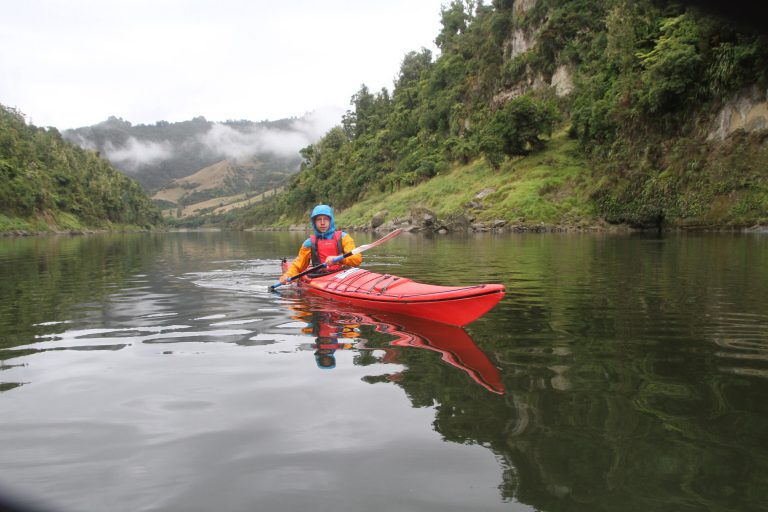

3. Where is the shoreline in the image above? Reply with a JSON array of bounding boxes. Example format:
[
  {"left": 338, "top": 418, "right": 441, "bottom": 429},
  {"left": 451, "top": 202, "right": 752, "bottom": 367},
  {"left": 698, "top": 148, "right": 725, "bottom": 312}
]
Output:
[
  {"left": 0, "top": 227, "right": 158, "bottom": 238},
  {"left": 245, "top": 221, "right": 768, "bottom": 235},
  {"left": 2, "top": 221, "right": 766, "bottom": 238}
]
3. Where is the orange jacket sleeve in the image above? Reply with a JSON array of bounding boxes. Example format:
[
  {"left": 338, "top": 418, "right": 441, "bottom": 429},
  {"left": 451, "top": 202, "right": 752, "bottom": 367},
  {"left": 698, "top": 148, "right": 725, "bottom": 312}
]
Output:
[{"left": 282, "top": 245, "right": 312, "bottom": 279}]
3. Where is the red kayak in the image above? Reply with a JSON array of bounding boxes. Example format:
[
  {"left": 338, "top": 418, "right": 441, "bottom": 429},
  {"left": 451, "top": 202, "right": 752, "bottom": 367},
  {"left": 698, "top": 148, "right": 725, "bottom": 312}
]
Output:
[{"left": 281, "top": 262, "right": 505, "bottom": 326}]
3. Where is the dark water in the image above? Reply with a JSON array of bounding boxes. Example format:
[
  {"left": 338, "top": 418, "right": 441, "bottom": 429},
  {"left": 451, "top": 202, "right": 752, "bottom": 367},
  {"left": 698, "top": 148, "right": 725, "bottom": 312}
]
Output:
[{"left": 1, "top": 231, "right": 767, "bottom": 512}]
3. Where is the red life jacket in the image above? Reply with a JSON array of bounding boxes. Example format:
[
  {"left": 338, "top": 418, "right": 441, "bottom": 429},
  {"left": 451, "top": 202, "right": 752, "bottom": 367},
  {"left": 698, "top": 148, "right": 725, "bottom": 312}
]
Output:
[{"left": 310, "top": 231, "right": 344, "bottom": 274}]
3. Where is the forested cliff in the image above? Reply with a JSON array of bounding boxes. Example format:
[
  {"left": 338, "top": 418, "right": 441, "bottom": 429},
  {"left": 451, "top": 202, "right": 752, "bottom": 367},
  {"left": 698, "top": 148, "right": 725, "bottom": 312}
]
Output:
[
  {"left": 237, "top": 0, "right": 768, "bottom": 230},
  {"left": 0, "top": 105, "right": 162, "bottom": 233}
]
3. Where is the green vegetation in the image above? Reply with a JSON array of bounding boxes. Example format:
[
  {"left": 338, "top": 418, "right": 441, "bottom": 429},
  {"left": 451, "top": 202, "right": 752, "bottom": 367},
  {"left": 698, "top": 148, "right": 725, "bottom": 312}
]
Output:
[
  {"left": 235, "top": 0, "right": 768, "bottom": 230},
  {"left": 0, "top": 105, "right": 162, "bottom": 233}
]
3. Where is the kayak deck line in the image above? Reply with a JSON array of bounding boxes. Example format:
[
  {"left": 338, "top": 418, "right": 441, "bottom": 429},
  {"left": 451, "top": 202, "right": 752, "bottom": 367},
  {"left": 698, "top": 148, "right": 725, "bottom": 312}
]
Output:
[
  {"left": 318, "top": 269, "right": 499, "bottom": 300},
  {"left": 311, "top": 286, "right": 506, "bottom": 305},
  {"left": 318, "top": 281, "right": 504, "bottom": 302}
]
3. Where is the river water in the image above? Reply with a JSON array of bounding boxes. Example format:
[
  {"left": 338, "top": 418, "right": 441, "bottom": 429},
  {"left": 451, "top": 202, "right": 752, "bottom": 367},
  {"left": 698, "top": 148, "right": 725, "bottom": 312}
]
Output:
[{"left": 0, "top": 231, "right": 766, "bottom": 512}]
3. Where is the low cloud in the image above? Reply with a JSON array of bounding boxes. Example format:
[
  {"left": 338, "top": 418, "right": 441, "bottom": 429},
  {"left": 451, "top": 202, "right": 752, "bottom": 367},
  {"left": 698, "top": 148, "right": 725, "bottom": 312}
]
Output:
[
  {"left": 68, "top": 133, "right": 99, "bottom": 151},
  {"left": 199, "top": 124, "right": 307, "bottom": 160},
  {"left": 104, "top": 137, "right": 173, "bottom": 171},
  {"left": 65, "top": 106, "right": 344, "bottom": 171},
  {"left": 199, "top": 106, "right": 343, "bottom": 160},
  {"left": 290, "top": 106, "right": 345, "bottom": 140}
]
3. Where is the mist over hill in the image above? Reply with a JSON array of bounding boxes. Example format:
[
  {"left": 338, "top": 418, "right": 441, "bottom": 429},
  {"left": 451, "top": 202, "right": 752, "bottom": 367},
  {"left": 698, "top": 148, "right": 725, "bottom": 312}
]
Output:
[{"left": 62, "top": 108, "right": 341, "bottom": 191}]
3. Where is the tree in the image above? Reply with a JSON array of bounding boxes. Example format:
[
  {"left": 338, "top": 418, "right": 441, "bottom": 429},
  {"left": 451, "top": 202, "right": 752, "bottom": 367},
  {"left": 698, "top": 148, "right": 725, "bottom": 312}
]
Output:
[
  {"left": 637, "top": 14, "right": 704, "bottom": 114},
  {"left": 395, "top": 49, "right": 433, "bottom": 90},
  {"left": 342, "top": 85, "right": 392, "bottom": 140},
  {"left": 436, "top": 0, "right": 475, "bottom": 51},
  {"left": 481, "top": 95, "right": 561, "bottom": 162}
]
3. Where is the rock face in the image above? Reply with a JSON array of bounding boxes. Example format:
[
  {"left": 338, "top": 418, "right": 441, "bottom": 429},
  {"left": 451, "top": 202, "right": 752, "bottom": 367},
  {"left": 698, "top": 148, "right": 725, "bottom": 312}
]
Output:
[
  {"left": 551, "top": 65, "right": 574, "bottom": 96},
  {"left": 709, "top": 86, "right": 768, "bottom": 140},
  {"left": 440, "top": 213, "right": 472, "bottom": 232},
  {"left": 514, "top": 0, "right": 537, "bottom": 14},
  {"left": 474, "top": 188, "right": 496, "bottom": 200},
  {"left": 410, "top": 207, "right": 437, "bottom": 227},
  {"left": 509, "top": 28, "right": 538, "bottom": 59},
  {"left": 370, "top": 210, "right": 388, "bottom": 229},
  {"left": 509, "top": 0, "right": 539, "bottom": 57}
]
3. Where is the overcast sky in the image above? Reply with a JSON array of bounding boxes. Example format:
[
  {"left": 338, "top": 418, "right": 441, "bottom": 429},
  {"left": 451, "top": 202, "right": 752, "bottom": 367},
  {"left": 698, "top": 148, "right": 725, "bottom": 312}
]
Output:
[{"left": 1, "top": 0, "right": 445, "bottom": 131}]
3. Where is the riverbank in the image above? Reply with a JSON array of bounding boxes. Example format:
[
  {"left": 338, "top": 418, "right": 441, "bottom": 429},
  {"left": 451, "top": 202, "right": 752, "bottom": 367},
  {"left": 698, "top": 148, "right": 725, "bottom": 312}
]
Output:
[
  {"left": 233, "top": 127, "right": 766, "bottom": 234},
  {"left": 248, "top": 219, "right": 767, "bottom": 235},
  {"left": 0, "top": 212, "right": 159, "bottom": 237}
]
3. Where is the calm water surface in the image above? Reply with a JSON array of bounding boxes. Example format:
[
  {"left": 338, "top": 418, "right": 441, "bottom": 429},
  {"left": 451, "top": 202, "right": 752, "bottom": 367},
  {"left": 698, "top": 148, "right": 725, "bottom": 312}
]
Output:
[{"left": 0, "top": 231, "right": 767, "bottom": 512}]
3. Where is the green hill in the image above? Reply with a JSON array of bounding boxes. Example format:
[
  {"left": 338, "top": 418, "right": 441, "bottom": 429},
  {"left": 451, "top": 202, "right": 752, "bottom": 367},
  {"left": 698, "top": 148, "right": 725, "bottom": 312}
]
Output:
[
  {"left": 62, "top": 115, "right": 308, "bottom": 227},
  {"left": 233, "top": 0, "right": 768, "bottom": 231},
  {"left": 63, "top": 116, "right": 302, "bottom": 191},
  {"left": 0, "top": 105, "right": 162, "bottom": 234}
]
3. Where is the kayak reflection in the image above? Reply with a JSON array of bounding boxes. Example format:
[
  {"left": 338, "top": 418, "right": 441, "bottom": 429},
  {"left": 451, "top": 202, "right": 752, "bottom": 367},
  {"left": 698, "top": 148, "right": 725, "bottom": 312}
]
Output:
[{"left": 287, "top": 299, "right": 504, "bottom": 394}]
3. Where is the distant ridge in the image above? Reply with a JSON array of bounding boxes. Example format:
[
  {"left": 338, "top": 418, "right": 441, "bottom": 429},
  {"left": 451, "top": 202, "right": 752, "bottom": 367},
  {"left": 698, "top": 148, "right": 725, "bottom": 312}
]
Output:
[
  {"left": 62, "top": 111, "right": 336, "bottom": 191},
  {"left": 62, "top": 110, "right": 341, "bottom": 223}
]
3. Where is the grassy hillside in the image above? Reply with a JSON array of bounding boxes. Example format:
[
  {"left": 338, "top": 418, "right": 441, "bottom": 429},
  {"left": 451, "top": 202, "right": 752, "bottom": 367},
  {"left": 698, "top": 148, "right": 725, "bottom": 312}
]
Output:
[
  {"left": 161, "top": 188, "right": 283, "bottom": 220},
  {"left": 336, "top": 130, "right": 596, "bottom": 229},
  {"left": 237, "top": 129, "right": 615, "bottom": 231},
  {"left": 0, "top": 105, "right": 162, "bottom": 234},
  {"left": 152, "top": 158, "right": 290, "bottom": 218}
]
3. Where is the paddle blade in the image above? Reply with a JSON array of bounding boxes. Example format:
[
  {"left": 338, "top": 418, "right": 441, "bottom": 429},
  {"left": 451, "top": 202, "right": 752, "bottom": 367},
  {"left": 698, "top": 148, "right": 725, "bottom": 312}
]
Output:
[{"left": 352, "top": 228, "right": 404, "bottom": 255}]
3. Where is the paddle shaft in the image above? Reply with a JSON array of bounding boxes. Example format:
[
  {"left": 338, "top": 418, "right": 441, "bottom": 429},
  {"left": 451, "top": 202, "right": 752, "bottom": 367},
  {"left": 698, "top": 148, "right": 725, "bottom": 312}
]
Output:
[{"left": 269, "top": 228, "right": 403, "bottom": 292}]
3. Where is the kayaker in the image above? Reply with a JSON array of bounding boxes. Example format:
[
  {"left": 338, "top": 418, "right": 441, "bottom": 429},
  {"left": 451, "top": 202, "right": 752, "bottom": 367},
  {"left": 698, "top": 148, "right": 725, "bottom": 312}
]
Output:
[{"left": 279, "top": 204, "right": 362, "bottom": 284}]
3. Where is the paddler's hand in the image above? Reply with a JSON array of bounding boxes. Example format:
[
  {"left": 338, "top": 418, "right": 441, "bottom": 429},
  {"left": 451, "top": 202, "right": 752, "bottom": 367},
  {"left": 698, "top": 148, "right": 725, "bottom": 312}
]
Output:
[
  {"left": 325, "top": 255, "right": 339, "bottom": 266},
  {"left": 279, "top": 274, "right": 290, "bottom": 285}
]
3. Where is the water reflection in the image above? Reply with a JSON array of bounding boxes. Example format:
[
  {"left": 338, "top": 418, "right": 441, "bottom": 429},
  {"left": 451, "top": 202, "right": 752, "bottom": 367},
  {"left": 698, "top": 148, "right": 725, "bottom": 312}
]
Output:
[
  {"left": 283, "top": 297, "right": 504, "bottom": 394},
  {"left": 1, "top": 232, "right": 767, "bottom": 512}
]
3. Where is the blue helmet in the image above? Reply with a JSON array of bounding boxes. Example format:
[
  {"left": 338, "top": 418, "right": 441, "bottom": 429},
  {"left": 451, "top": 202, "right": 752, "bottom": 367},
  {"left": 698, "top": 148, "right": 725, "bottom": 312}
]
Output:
[
  {"left": 310, "top": 204, "right": 336, "bottom": 239},
  {"left": 314, "top": 349, "right": 337, "bottom": 369}
]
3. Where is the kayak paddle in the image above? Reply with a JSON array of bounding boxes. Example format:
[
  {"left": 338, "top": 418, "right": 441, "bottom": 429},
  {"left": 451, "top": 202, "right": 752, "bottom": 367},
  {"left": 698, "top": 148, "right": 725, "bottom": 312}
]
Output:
[{"left": 269, "top": 228, "right": 403, "bottom": 292}]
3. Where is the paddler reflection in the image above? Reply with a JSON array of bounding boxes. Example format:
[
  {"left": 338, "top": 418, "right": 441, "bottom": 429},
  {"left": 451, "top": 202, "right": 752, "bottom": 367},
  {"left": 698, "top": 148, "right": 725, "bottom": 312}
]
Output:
[
  {"left": 299, "top": 311, "right": 361, "bottom": 370},
  {"left": 288, "top": 303, "right": 504, "bottom": 394}
]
